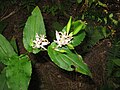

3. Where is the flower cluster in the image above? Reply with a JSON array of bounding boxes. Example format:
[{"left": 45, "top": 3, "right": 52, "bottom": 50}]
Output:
[
  {"left": 32, "top": 33, "right": 50, "bottom": 50},
  {"left": 54, "top": 31, "right": 73, "bottom": 47}
]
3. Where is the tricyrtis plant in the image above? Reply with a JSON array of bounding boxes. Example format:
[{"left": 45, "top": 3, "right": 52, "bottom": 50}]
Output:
[
  {"left": 54, "top": 31, "right": 73, "bottom": 48},
  {"left": 23, "top": 6, "right": 91, "bottom": 77},
  {"left": 0, "top": 34, "right": 32, "bottom": 90},
  {"left": 0, "top": 6, "right": 92, "bottom": 90},
  {"left": 32, "top": 33, "right": 50, "bottom": 50}
]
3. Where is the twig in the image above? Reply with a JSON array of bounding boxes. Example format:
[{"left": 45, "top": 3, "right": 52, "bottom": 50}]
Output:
[{"left": 0, "top": 10, "right": 16, "bottom": 21}]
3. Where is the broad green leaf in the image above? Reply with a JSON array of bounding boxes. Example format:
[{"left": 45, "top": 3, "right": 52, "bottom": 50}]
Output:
[
  {"left": 54, "top": 47, "right": 67, "bottom": 53},
  {"left": 6, "top": 55, "right": 32, "bottom": 90},
  {"left": 0, "top": 34, "right": 17, "bottom": 64},
  {"left": 61, "top": 25, "right": 86, "bottom": 47},
  {"left": 66, "top": 16, "right": 72, "bottom": 35},
  {"left": 71, "top": 31, "right": 86, "bottom": 47},
  {"left": 62, "top": 26, "right": 67, "bottom": 32},
  {"left": 23, "top": 6, "right": 46, "bottom": 53},
  {"left": 61, "top": 20, "right": 86, "bottom": 47},
  {"left": 77, "top": 0, "right": 82, "bottom": 3},
  {"left": 0, "top": 69, "right": 9, "bottom": 90},
  {"left": 48, "top": 42, "right": 92, "bottom": 77},
  {"left": 72, "top": 20, "right": 86, "bottom": 35},
  {"left": 112, "top": 58, "right": 120, "bottom": 67}
]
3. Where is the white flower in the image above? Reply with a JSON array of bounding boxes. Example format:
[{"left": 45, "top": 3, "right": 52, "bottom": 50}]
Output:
[
  {"left": 32, "top": 33, "right": 50, "bottom": 50},
  {"left": 54, "top": 31, "right": 73, "bottom": 47}
]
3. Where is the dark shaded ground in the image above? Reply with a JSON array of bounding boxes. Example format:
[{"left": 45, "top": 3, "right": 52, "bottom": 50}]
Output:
[
  {"left": 1, "top": 1, "right": 120, "bottom": 90},
  {"left": 27, "top": 39, "right": 110, "bottom": 90}
]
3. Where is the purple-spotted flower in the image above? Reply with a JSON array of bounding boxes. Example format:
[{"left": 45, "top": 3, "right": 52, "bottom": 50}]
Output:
[
  {"left": 32, "top": 33, "right": 50, "bottom": 50},
  {"left": 54, "top": 31, "right": 73, "bottom": 47}
]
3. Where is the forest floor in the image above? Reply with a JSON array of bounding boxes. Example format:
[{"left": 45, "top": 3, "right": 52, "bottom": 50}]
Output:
[{"left": 1, "top": 1, "right": 120, "bottom": 90}]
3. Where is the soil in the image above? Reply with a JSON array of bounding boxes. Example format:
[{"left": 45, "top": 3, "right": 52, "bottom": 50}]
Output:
[{"left": 1, "top": 1, "right": 119, "bottom": 90}]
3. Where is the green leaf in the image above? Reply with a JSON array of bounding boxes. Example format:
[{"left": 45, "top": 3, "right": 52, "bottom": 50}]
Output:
[
  {"left": 102, "top": 26, "right": 107, "bottom": 38},
  {"left": 67, "top": 43, "right": 74, "bottom": 50},
  {"left": 48, "top": 42, "right": 92, "bottom": 77},
  {"left": 72, "top": 31, "right": 86, "bottom": 47},
  {"left": 0, "top": 34, "right": 17, "bottom": 64},
  {"left": 72, "top": 20, "right": 86, "bottom": 35},
  {"left": 62, "top": 20, "right": 86, "bottom": 47},
  {"left": 77, "top": 0, "right": 82, "bottom": 3},
  {"left": 6, "top": 55, "right": 32, "bottom": 90},
  {"left": 109, "top": 13, "right": 113, "bottom": 18},
  {"left": 98, "top": 1, "right": 107, "bottom": 8},
  {"left": 83, "top": 25, "right": 105, "bottom": 50},
  {"left": 0, "top": 69, "right": 9, "bottom": 90},
  {"left": 23, "top": 6, "right": 46, "bottom": 53},
  {"left": 103, "top": 17, "right": 107, "bottom": 24},
  {"left": 66, "top": 16, "right": 72, "bottom": 35},
  {"left": 109, "top": 13, "right": 118, "bottom": 25},
  {"left": 62, "top": 26, "right": 67, "bottom": 32},
  {"left": 112, "top": 58, "right": 120, "bottom": 67}
]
